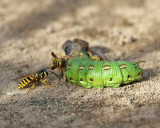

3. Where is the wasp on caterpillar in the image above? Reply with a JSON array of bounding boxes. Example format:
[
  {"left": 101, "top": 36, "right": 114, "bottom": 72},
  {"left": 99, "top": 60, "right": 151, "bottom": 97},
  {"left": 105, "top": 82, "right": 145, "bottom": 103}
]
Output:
[{"left": 51, "top": 50, "right": 144, "bottom": 88}]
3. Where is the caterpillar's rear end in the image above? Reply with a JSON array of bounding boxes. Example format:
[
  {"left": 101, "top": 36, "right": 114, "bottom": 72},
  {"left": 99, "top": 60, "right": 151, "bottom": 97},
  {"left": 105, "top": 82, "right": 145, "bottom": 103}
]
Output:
[{"left": 65, "top": 58, "right": 143, "bottom": 88}]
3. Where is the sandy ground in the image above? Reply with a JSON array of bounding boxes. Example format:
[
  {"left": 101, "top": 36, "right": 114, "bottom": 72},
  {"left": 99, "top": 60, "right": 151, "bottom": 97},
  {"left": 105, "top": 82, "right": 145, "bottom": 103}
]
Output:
[{"left": 0, "top": 0, "right": 160, "bottom": 127}]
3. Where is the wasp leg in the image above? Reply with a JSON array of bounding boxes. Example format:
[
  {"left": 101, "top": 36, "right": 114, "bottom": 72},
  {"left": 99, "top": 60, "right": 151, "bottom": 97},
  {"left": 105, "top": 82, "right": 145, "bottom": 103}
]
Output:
[
  {"left": 60, "top": 55, "right": 71, "bottom": 59},
  {"left": 27, "top": 83, "right": 36, "bottom": 94},
  {"left": 61, "top": 70, "right": 66, "bottom": 82},
  {"left": 41, "top": 79, "right": 52, "bottom": 87}
]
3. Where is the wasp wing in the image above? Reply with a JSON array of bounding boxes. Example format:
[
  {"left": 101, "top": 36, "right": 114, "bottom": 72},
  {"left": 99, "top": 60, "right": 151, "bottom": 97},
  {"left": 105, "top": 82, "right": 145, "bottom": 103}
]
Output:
[{"left": 12, "top": 73, "right": 32, "bottom": 81}]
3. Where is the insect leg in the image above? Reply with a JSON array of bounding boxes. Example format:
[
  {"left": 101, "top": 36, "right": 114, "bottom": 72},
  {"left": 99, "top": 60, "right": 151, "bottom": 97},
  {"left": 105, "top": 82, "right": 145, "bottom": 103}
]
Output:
[
  {"left": 60, "top": 70, "right": 66, "bottom": 82},
  {"left": 41, "top": 79, "right": 52, "bottom": 87},
  {"left": 27, "top": 83, "right": 36, "bottom": 94},
  {"left": 60, "top": 55, "right": 71, "bottom": 59},
  {"left": 41, "top": 79, "right": 48, "bottom": 86}
]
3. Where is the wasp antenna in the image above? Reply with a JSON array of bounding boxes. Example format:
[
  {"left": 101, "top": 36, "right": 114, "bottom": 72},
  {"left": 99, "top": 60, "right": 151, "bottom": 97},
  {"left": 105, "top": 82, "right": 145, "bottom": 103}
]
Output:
[
  {"left": 49, "top": 70, "right": 58, "bottom": 78},
  {"left": 51, "top": 52, "right": 58, "bottom": 58},
  {"left": 11, "top": 74, "right": 32, "bottom": 81}
]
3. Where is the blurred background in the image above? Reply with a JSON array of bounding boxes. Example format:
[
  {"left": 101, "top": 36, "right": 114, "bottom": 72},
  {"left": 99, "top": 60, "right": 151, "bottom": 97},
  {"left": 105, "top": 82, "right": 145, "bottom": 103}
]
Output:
[{"left": 0, "top": 0, "right": 160, "bottom": 127}]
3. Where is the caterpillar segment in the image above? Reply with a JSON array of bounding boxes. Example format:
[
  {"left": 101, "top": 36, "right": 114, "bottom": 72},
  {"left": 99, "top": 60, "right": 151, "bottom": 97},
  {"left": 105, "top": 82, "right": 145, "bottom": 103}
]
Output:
[{"left": 65, "top": 58, "right": 143, "bottom": 88}]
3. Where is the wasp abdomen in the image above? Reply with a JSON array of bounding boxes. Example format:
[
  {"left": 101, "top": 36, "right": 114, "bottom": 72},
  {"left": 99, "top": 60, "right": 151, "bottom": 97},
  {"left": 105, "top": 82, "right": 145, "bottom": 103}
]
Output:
[{"left": 18, "top": 76, "right": 34, "bottom": 89}]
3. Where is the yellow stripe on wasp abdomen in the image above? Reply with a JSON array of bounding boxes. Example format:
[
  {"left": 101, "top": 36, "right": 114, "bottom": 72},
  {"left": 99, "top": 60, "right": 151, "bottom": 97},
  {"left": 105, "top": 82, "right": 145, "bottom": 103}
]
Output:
[{"left": 18, "top": 76, "right": 34, "bottom": 89}]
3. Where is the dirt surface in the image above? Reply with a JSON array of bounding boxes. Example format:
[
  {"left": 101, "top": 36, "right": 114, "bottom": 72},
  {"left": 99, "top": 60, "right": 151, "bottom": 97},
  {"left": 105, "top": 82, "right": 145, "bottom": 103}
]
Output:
[{"left": 0, "top": 0, "right": 160, "bottom": 128}]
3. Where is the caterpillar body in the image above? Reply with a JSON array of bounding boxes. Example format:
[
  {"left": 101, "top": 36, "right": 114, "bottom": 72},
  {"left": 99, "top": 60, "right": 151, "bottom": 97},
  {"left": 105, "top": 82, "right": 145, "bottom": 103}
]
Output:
[{"left": 65, "top": 58, "right": 143, "bottom": 88}]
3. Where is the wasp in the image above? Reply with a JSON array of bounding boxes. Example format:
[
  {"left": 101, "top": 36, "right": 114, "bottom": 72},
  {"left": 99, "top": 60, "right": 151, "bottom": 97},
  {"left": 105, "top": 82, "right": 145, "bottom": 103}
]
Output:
[
  {"left": 51, "top": 52, "right": 70, "bottom": 71},
  {"left": 51, "top": 51, "right": 73, "bottom": 81},
  {"left": 14, "top": 67, "right": 57, "bottom": 93}
]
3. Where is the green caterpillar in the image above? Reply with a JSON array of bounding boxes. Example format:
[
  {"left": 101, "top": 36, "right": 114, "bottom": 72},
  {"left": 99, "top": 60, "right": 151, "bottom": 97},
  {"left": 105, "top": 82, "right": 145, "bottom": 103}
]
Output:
[
  {"left": 50, "top": 38, "right": 143, "bottom": 88},
  {"left": 65, "top": 58, "right": 143, "bottom": 88}
]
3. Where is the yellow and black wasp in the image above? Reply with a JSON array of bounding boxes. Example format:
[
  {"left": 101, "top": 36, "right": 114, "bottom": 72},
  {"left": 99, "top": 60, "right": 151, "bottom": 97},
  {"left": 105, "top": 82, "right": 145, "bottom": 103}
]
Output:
[
  {"left": 51, "top": 52, "right": 73, "bottom": 81},
  {"left": 14, "top": 67, "right": 57, "bottom": 93},
  {"left": 51, "top": 52, "right": 70, "bottom": 71}
]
